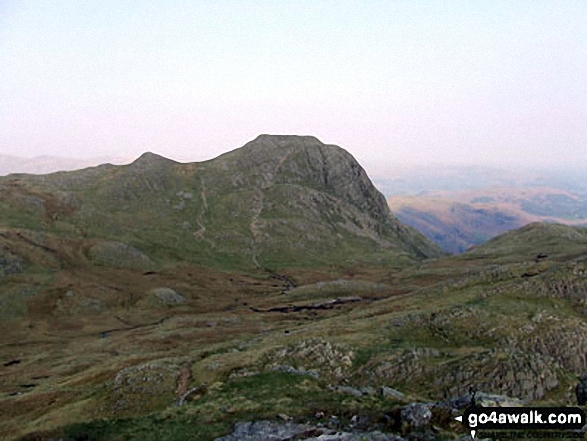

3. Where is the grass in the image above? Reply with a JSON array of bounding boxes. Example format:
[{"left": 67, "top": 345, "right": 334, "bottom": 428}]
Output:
[
  {"left": 58, "top": 372, "right": 402, "bottom": 441},
  {"left": 5, "top": 250, "right": 587, "bottom": 439}
]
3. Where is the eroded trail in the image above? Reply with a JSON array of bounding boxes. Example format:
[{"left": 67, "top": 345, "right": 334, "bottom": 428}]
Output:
[
  {"left": 193, "top": 177, "right": 214, "bottom": 246},
  {"left": 250, "top": 151, "right": 292, "bottom": 268}
]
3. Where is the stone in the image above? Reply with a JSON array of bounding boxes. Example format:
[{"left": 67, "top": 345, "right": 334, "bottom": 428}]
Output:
[
  {"left": 270, "top": 364, "right": 319, "bottom": 379},
  {"left": 381, "top": 386, "right": 405, "bottom": 400},
  {"left": 0, "top": 248, "right": 23, "bottom": 277},
  {"left": 89, "top": 241, "right": 154, "bottom": 270},
  {"left": 335, "top": 386, "right": 363, "bottom": 398},
  {"left": 400, "top": 403, "right": 432, "bottom": 430},
  {"left": 215, "top": 420, "right": 405, "bottom": 441},
  {"left": 146, "top": 287, "right": 186, "bottom": 306},
  {"left": 360, "top": 386, "right": 376, "bottom": 396},
  {"left": 475, "top": 392, "right": 525, "bottom": 407},
  {"left": 214, "top": 421, "right": 314, "bottom": 441}
]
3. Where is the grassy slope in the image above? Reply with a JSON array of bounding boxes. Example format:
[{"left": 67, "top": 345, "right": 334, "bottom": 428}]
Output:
[{"left": 1, "top": 223, "right": 586, "bottom": 440}]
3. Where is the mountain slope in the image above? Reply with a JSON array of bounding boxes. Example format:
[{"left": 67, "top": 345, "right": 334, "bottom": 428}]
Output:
[{"left": 0, "top": 135, "right": 441, "bottom": 272}]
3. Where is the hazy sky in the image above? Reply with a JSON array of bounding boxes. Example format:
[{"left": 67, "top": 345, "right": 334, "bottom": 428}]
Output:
[{"left": 1, "top": 1, "right": 586, "bottom": 169}]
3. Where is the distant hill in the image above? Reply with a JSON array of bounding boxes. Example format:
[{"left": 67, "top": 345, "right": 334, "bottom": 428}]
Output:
[
  {"left": 371, "top": 164, "right": 587, "bottom": 196},
  {"left": 388, "top": 187, "right": 587, "bottom": 253},
  {"left": 0, "top": 154, "right": 132, "bottom": 176},
  {"left": 462, "top": 222, "right": 587, "bottom": 262}
]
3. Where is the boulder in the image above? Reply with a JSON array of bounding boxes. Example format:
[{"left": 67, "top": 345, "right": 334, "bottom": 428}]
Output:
[
  {"left": 144, "top": 287, "right": 186, "bottom": 306},
  {"left": 89, "top": 241, "right": 154, "bottom": 270},
  {"left": 381, "top": 386, "right": 405, "bottom": 400},
  {"left": 215, "top": 420, "right": 405, "bottom": 441},
  {"left": 214, "top": 421, "right": 314, "bottom": 441},
  {"left": 109, "top": 359, "right": 182, "bottom": 416},
  {"left": 0, "top": 248, "right": 23, "bottom": 277},
  {"left": 400, "top": 403, "right": 432, "bottom": 430}
]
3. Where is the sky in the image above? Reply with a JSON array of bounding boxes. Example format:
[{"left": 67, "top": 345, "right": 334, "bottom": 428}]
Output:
[{"left": 1, "top": 1, "right": 586, "bottom": 170}]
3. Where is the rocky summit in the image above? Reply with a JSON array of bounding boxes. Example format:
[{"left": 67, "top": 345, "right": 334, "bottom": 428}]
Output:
[{"left": 1, "top": 136, "right": 587, "bottom": 441}]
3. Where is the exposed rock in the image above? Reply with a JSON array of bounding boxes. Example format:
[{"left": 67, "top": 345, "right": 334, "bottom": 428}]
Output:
[
  {"left": 508, "top": 316, "right": 587, "bottom": 375},
  {"left": 434, "top": 350, "right": 557, "bottom": 401},
  {"left": 76, "top": 298, "right": 103, "bottom": 311},
  {"left": 215, "top": 420, "right": 404, "bottom": 441},
  {"left": 270, "top": 364, "right": 319, "bottom": 378},
  {"left": 360, "top": 386, "right": 377, "bottom": 396},
  {"left": 264, "top": 338, "right": 355, "bottom": 381},
  {"left": 89, "top": 241, "right": 155, "bottom": 270},
  {"left": 381, "top": 386, "right": 405, "bottom": 400},
  {"left": 400, "top": 403, "right": 432, "bottom": 430},
  {"left": 475, "top": 392, "right": 525, "bottom": 407},
  {"left": 214, "top": 421, "right": 315, "bottom": 441},
  {"left": 332, "top": 385, "right": 364, "bottom": 398},
  {"left": 108, "top": 359, "right": 182, "bottom": 415},
  {"left": 0, "top": 247, "right": 23, "bottom": 277},
  {"left": 205, "top": 134, "right": 442, "bottom": 265},
  {"left": 371, "top": 348, "right": 443, "bottom": 383},
  {"left": 144, "top": 287, "right": 186, "bottom": 306}
]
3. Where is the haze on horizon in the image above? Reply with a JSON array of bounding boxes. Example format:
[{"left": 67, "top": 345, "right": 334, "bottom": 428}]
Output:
[{"left": 1, "top": 1, "right": 586, "bottom": 170}]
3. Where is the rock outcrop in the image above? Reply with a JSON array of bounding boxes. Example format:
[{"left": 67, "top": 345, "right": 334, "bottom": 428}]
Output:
[
  {"left": 88, "top": 241, "right": 155, "bottom": 270},
  {"left": 0, "top": 247, "right": 23, "bottom": 277}
]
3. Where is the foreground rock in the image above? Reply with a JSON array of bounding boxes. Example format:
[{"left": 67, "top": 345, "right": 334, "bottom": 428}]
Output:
[
  {"left": 215, "top": 389, "right": 526, "bottom": 440},
  {"left": 215, "top": 420, "right": 404, "bottom": 441}
]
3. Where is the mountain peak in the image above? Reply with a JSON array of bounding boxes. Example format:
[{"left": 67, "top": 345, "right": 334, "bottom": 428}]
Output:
[
  {"left": 254, "top": 134, "right": 324, "bottom": 146},
  {"left": 131, "top": 152, "right": 177, "bottom": 167}
]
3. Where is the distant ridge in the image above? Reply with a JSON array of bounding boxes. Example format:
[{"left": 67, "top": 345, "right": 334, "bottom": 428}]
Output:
[{"left": 0, "top": 153, "right": 132, "bottom": 176}]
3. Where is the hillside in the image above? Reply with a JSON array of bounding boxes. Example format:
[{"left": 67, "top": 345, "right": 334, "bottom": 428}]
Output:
[
  {"left": 3, "top": 221, "right": 587, "bottom": 440},
  {"left": 0, "top": 135, "right": 441, "bottom": 272},
  {"left": 3, "top": 139, "right": 587, "bottom": 440},
  {"left": 388, "top": 187, "right": 587, "bottom": 253}
]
